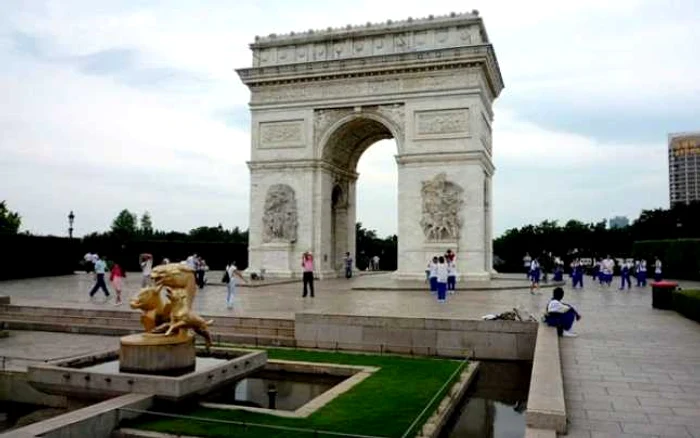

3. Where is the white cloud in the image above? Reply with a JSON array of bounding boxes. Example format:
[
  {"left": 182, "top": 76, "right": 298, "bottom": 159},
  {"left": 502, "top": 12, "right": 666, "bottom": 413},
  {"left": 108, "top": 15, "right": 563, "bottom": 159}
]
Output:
[{"left": 0, "top": 0, "right": 696, "bottom": 239}]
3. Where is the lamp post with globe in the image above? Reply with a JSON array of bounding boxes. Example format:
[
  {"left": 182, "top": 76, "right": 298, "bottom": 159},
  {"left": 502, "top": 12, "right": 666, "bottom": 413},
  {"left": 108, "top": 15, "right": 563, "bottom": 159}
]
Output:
[{"left": 68, "top": 211, "right": 75, "bottom": 239}]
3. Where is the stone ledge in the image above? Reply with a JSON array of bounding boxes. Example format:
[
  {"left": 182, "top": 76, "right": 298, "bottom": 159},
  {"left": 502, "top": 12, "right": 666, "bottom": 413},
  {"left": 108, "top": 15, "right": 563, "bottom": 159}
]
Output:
[
  {"left": 524, "top": 427, "right": 556, "bottom": 438},
  {"left": 525, "top": 324, "right": 566, "bottom": 434},
  {"left": 0, "top": 393, "right": 153, "bottom": 438}
]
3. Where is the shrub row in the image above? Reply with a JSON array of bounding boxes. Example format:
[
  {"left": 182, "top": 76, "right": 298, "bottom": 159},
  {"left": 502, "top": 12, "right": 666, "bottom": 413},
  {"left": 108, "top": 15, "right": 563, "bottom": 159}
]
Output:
[
  {"left": 0, "top": 234, "right": 81, "bottom": 280},
  {"left": 673, "top": 289, "right": 700, "bottom": 324},
  {"left": 632, "top": 239, "right": 700, "bottom": 280}
]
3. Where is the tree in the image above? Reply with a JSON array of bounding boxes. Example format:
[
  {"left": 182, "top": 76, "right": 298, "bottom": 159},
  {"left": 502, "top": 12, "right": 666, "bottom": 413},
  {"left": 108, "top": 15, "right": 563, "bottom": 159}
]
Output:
[
  {"left": 140, "top": 212, "right": 154, "bottom": 236},
  {"left": 0, "top": 201, "right": 21, "bottom": 234},
  {"left": 111, "top": 209, "right": 138, "bottom": 238}
]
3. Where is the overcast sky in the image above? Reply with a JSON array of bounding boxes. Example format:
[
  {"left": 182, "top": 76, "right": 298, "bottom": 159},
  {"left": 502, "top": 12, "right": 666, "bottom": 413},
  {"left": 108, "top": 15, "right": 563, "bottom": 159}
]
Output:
[{"left": 1, "top": 1, "right": 698, "bottom": 238}]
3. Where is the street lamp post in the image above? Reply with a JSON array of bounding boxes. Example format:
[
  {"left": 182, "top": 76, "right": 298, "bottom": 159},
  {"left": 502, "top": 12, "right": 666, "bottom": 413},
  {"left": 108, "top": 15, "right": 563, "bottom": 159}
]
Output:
[{"left": 68, "top": 211, "right": 75, "bottom": 239}]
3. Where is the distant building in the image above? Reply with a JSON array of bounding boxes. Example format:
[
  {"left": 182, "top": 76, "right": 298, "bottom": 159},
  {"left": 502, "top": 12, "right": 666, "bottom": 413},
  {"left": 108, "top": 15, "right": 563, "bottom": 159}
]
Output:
[
  {"left": 609, "top": 216, "right": 629, "bottom": 229},
  {"left": 669, "top": 132, "right": 700, "bottom": 206}
]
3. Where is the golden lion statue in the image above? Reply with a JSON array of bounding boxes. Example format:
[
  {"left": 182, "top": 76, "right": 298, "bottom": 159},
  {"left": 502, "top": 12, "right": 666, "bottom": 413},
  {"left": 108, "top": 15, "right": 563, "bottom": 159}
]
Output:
[
  {"left": 132, "top": 263, "right": 214, "bottom": 350},
  {"left": 129, "top": 286, "right": 171, "bottom": 332}
]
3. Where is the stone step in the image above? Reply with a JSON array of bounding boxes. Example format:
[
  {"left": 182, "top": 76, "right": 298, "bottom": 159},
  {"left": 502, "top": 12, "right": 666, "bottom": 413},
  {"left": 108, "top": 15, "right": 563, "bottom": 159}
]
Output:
[
  {"left": 3, "top": 319, "right": 295, "bottom": 347},
  {"left": 0, "top": 313, "right": 294, "bottom": 337},
  {"left": 0, "top": 305, "right": 295, "bottom": 336}
]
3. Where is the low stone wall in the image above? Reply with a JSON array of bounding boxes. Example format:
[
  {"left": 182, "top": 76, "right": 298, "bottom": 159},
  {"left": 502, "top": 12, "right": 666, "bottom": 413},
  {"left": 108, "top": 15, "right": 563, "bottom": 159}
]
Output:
[
  {"left": 294, "top": 313, "right": 537, "bottom": 360},
  {"left": 525, "top": 324, "right": 566, "bottom": 433},
  {"left": 0, "top": 371, "right": 68, "bottom": 408},
  {"left": 0, "top": 393, "right": 153, "bottom": 438}
]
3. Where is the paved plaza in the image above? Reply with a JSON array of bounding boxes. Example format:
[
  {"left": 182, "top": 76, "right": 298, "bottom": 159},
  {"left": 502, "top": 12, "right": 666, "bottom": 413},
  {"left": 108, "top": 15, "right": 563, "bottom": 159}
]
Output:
[{"left": 1, "top": 273, "right": 699, "bottom": 437}]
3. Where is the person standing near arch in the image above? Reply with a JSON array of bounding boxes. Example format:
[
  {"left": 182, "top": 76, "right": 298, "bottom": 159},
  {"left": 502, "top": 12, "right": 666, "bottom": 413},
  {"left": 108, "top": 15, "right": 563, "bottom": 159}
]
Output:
[
  {"left": 302, "top": 251, "right": 315, "bottom": 298},
  {"left": 343, "top": 252, "right": 353, "bottom": 279}
]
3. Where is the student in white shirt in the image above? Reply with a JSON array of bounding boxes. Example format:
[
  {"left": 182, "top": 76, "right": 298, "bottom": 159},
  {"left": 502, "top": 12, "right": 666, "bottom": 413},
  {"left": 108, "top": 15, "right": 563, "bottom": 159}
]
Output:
[
  {"left": 446, "top": 257, "right": 457, "bottom": 294},
  {"left": 601, "top": 255, "right": 615, "bottom": 287},
  {"left": 637, "top": 260, "right": 648, "bottom": 287},
  {"left": 436, "top": 256, "right": 448, "bottom": 303},
  {"left": 654, "top": 257, "right": 663, "bottom": 282},
  {"left": 428, "top": 256, "right": 439, "bottom": 294},
  {"left": 529, "top": 258, "right": 541, "bottom": 293},
  {"left": 544, "top": 287, "right": 581, "bottom": 337}
]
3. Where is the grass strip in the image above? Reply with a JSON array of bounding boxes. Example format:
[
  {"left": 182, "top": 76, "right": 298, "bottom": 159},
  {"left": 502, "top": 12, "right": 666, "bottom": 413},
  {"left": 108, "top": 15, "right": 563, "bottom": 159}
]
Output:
[{"left": 126, "top": 348, "right": 465, "bottom": 438}]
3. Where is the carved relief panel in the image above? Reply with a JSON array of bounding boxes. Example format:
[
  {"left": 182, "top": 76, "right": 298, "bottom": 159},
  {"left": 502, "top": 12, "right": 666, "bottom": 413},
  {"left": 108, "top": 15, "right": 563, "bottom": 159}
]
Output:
[
  {"left": 414, "top": 109, "right": 470, "bottom": 138},
  {"left": 420, "top": 173, "right": 464, "bottom": 242},
  {"left": 259, "top": 120, "right": 305, "bottom": 148},
  {"left": 262, "top": 184, "right": 298, "bottom": 243}
]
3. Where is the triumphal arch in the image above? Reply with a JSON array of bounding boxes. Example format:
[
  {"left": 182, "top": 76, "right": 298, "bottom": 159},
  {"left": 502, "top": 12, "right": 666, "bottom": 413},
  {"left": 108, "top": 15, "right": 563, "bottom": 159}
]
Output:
[{"left": 237, "top": 11, "right": 503, "bottom": 280}]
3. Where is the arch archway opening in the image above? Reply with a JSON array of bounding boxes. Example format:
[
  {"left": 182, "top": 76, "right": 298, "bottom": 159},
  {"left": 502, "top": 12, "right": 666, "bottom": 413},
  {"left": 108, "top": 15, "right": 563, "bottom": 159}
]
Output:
[{"left": 322, "top": 116, "right": 398, "bottom": 275}]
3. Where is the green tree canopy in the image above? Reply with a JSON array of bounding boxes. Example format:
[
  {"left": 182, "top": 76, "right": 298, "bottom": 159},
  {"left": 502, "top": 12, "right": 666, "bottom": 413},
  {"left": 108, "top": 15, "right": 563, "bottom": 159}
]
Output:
[
  {"left": 140, "top": 211, "right": 154, "bottom": 236},
  {"left": 111, "top": 209, "right": 138, "bottom": 238},
  {"left": 0, "top": 201, "right": 21, "bottom": 234}
]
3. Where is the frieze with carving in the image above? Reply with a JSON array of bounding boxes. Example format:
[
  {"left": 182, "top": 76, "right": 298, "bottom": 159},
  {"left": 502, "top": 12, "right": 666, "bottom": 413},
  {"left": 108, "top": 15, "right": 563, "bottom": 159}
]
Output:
[
  {"left": 415, "top": 109, "right": 469, "bottom": 136},
  {"left": 420, "top": 173, "right": 464, "bottom": 241},
  {"left": 260, "top": 121, "right": 304, "bottom": 147},
  {"left": 262, "top": 184, "right": 298, "bottom": 242},
  {"left": 252, "top": 71, "right": 478, "bottom": 104}
]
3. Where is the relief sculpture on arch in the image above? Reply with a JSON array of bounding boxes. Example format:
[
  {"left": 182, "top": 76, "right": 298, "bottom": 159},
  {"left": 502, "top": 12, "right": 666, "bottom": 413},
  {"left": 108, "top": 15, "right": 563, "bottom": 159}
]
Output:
[
  {"left": 420, "top": 173, "right": 464, "bottom": 241},
  {"left": 262, "top": 184, "right": 298, "bottom": 243}
]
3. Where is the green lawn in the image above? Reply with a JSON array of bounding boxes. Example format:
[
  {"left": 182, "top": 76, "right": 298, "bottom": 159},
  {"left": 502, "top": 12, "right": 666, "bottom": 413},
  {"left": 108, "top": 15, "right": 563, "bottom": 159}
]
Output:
[{"left": 125, "top": 348, "right": 466, "bottom": 438}]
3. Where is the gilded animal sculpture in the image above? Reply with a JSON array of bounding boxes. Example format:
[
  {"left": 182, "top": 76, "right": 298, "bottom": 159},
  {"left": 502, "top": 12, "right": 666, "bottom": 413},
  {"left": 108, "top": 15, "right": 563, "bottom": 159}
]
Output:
[
  {"left": 152, "top": 288, "right": 214, "bottom": 350},
  {"left": 143, "top": 263, "right": 214, "bottom": 349},
  {"left": 129, "top": 286, "right": 171, "bottom": 332}
]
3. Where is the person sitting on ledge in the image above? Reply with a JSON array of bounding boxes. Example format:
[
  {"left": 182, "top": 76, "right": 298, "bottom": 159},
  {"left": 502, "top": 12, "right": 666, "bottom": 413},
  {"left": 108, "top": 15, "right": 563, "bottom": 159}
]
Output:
[{"left": 544, "top": 287, "right": 581, "bottom": 338}]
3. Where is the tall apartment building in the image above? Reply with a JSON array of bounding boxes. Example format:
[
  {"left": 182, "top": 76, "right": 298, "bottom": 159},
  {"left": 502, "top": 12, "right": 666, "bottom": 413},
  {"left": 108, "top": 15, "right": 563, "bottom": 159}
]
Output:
[{"left": 668, "top": 132, "right": 700, "bottom": 206}]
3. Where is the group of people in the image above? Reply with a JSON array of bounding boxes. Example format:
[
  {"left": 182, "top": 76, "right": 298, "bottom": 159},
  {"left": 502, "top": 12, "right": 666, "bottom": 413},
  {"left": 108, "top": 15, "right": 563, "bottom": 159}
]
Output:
[
  {"left": 426, "top": 249, "right": 458, "bottom": 303},
  {"left": 525, "top": 252, "right": 664, "bottom": 292},
  {"left": 85, "top": 252, "right": 215, "bottom": 305}
]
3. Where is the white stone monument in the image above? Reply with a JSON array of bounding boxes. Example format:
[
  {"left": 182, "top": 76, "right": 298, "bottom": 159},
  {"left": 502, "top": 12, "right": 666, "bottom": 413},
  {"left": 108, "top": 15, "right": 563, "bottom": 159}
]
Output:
[{"left": 237, "top": 11, "right": 503, "bottom": 281}]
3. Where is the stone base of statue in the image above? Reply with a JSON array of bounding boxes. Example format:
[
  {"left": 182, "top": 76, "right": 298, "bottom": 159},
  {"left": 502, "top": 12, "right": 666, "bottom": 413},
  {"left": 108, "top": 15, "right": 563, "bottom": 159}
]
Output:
[{"left": 119, "top": 332, "right": 195, "bottom": 376}]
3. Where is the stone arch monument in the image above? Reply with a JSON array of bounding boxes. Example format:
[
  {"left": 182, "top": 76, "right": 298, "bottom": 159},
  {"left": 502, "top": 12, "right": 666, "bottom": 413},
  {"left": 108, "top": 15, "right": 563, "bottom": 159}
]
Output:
[{"left": 237, "top": 11, "right": 503, "bottom": 280}]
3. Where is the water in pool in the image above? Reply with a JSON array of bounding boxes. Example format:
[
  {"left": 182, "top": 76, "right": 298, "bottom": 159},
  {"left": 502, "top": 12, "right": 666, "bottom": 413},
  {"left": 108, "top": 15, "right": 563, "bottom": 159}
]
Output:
[
  {"left": 204, "top": 370, "right": 346, "bottom": 411},
  {"left": 440, "top": 361, "right": 531, "bottom": 438}
]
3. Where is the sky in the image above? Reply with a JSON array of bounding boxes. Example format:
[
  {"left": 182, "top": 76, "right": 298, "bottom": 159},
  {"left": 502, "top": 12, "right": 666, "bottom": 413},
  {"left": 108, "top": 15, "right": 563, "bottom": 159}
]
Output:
[{"left": 1, "top": 1, "right": 699, "bottom": 239}]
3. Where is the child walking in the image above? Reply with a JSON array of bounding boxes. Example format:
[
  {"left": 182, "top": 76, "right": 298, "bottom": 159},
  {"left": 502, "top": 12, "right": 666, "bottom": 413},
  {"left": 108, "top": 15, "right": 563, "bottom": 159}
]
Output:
[{"left": 109, "top": 262, "right": 126, "bottom": 305}]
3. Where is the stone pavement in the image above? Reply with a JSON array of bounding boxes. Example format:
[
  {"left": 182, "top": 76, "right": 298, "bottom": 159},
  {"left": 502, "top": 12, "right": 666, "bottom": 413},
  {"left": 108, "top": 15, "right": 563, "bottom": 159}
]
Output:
[
  {"left": 0, "top": 330, "right": 118, "bottom": 372},
  {"left": 0, "top": 273, "right": 699, "bottom": 437}
]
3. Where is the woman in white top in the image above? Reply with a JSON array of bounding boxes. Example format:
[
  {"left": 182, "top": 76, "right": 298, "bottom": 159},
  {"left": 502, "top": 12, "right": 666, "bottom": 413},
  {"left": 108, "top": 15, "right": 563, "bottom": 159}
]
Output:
[
  {"left": 225, "top": 261, "right": 246, "bottom": 310},
  {"left": 653, "top": 257, "right": 663, "bottom": 282},
  {"left": 436, "top": 256, "right": 448, "bottom": 303},
  {"left": 140, "top": 253, "right": 153, "bottom": 287}
]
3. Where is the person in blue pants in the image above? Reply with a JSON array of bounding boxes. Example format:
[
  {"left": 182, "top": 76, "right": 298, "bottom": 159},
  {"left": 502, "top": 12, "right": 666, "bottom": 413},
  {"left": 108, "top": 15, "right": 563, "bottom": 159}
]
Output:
[
  {"left": 544, "top": 287, "right": 581, "bottom": 337},
  {"left": 571, "top": 259, "right": 584, "bottom": 289},
  {"left": 619, "top": 261, "right": 632, "bottom": 290}
]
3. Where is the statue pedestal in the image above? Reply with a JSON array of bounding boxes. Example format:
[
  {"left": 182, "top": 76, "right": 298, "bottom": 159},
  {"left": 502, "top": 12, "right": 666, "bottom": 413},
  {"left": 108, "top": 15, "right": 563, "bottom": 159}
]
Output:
[{"left": 119, "top": 333, "right": 195, "bottom": 376}]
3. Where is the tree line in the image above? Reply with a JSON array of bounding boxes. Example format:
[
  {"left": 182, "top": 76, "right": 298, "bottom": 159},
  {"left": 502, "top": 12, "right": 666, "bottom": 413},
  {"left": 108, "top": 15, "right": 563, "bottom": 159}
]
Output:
[{"left": 494, "top": 202, "right": 700, "bottom": 271}]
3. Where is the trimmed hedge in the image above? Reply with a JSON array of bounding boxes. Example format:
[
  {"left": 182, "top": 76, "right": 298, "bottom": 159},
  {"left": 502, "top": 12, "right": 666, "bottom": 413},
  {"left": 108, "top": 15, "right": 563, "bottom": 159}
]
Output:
[
  {"left": 673, "top": 289, "right": 700, "bottom": 324},
  {"left": 80, "top": 236, "right": 248, "bottom": 271},
  {"left": 632, "top": 239, "right": 700, "bottom": 280},
  {"left": 0, "top": 234, "right": 81, "bottom": 280}
]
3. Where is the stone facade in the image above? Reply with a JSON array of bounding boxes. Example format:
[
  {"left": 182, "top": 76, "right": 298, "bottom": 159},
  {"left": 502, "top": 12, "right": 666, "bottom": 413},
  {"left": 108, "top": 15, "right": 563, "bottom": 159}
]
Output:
[{"left": 237, "top": 11, "right": 503, "bottom": 280}]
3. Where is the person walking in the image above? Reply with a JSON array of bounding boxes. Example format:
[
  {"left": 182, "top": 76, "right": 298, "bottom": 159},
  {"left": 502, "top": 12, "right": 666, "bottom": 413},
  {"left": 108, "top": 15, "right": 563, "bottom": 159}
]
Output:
[
  {"left": 571, "top": 258, "right": 584, "bottom": 289},
  {"left": 523, "top": 252, "right": 532, "bottom": 279},
  {"left": 446, "top": 255, "right": 457, "bottom": 294},
  {"left": 140, "top": 253, "right": 153, "bottom": 287},
  {"left": 653, "top": 257, "right": 663, "bottom": 282},
  {"left": 343, "top": 252, "right": 353, "bottom": 279},
  {"left": 302, "top": 251, "right": 315, "bottom": 298},
  {"left": 88, "top": 255, "right": 111, "bottom": 301},
  {"left": 436, "top": 256, "right": 448, "bottom": 303},
  {"left": 619, "top": 260, "right": 632, "bottom": 290},
  {"left": 109, "top": 262, "right": 126, "bottom": 305},
  {"left": 224, "top": 262, "right": 246, "bottom": 310},
  {"left": 637, "top": 259, "right": 648, "bottom": 287},
  {"left": 529, "top": 258, "right": 541, "bottom": 294}
]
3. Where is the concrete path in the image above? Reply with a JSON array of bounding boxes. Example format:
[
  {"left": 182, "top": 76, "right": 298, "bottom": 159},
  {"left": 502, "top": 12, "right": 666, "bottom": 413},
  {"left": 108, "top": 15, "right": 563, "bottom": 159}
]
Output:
[{"left": 0, "top": 273, "right": 699, "bottom": 437}]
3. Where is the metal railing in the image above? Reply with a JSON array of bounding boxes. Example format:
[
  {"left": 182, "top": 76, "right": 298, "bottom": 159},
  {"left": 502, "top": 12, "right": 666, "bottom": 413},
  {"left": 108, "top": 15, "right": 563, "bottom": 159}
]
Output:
[{"left": 119, "top": 408, "right": 391, "bottom": 438}]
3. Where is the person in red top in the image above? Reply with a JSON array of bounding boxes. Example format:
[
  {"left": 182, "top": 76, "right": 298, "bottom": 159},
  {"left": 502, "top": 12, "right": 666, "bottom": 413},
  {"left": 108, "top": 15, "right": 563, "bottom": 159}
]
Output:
[{"left": 110, "top": 263, "right": 126, "bottom": 306}]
